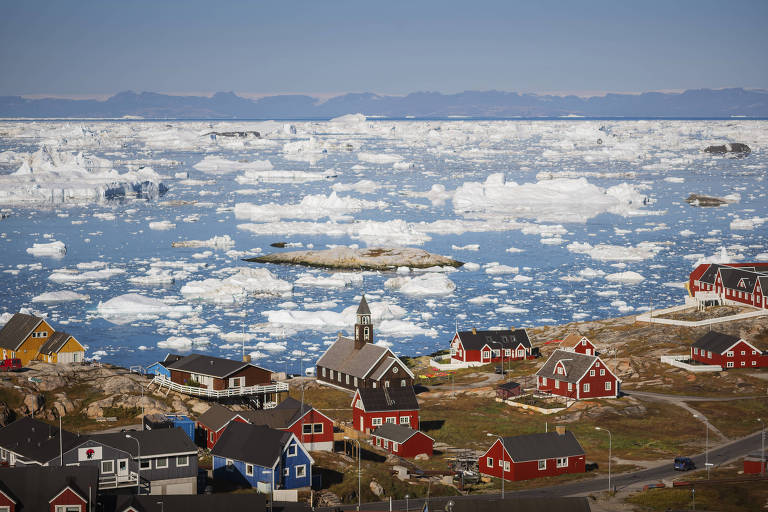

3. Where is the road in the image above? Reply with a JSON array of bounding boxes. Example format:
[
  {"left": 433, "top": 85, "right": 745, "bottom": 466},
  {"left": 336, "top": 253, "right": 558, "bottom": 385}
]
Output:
[
  {"left": 319, "top": 430, "right": 764, "bottom": 511},
  {"left": 625, "top": 390, "right": 764, "bottom": 402}
]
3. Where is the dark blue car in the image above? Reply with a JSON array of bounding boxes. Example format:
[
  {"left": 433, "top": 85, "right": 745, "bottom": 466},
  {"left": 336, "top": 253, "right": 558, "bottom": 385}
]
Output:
[{"left": 674, "top": 456, "right": 696, "bottom": 471}]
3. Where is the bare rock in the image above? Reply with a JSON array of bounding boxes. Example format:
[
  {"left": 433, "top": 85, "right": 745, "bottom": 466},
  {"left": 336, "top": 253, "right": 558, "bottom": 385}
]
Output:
[
  {"left": 414, "top": 453, "right": 429, "bottom": 461},
  {"left": 704, "top": 143, "right": 751, "bottom": 156},
  {"left": 86, "top": 403, "right": 104, "bottom": 418},
  {"left": 0, "top": 402, "right": 14, "bottom": 426},
  {"left": 101, "top": 375, "right": 143, "bottom": 395},
  {"left": 36, "top": 374, "right": 68, "bottom": 391},
  {"left": 189, "top": 400, "right": 210, "bottom": 415},
  {"left": 369, "top": 480, "right": 384, "bottom": 497},
  {"left": 23, "top": 393, "right": 44, "bottom": 415}
]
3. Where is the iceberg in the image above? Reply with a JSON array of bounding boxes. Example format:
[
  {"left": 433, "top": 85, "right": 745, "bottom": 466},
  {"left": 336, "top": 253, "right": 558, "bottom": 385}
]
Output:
[
  {"left": 31, "top": 291, "right": 89, "bottom": 303},
  {"left": 27, "top": 241, "right": 66, "bottom": 257},
  {"left": 384, "top": 273, "right": 456, "bottom": 296},
  {"left": 180, "top": 267, "right": 292, "bottom": 303}
]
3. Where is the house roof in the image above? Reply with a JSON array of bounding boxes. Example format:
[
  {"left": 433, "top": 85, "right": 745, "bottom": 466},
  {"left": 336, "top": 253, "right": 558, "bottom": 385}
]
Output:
[
  {"left": 535, "top": 350, "right": 597, "bottom": 384},
  {"left": 719, "top": 266, "right": 762, "bottom": 292},
  {"left": 691, "top": 331, "right": 745, "bottom": 354},
  {"left": 497, "top": 381, "right": 521, "bottom": 391},
  {"left": 39, "top": 331, "right": 81, "bottom": 355},
  {"left": 0, "top": 313, "right": 44, "bottom": 350},
  {"left": 456, "top": 329, "right": 531, "bottom": 351},
  {"left": 696, "top": 263, "right": 724, "bottom": 285},
  {"left": 161, "top": 353, "right": 185, "bottom": 366},
  {"left": 0, "top": 466, "right": 97, "bottom": 511},
  {"left": 166, "top": 353, "right": 262, "bottom": 379},
  {"left": 108, "top": 494, "right": 277, "bottom": 512},
  {"left": 243, "top": 397, "right": 314, "bottom": 429},
  {"left": 371, "top": 424, "right": 432, "bottom": 444},
  {"left": 316, "top": 336, "right": 391, "bottom": 379},
  {"left": 357, "top": 295, "right": 371, "bottom": 315},
  {"left": 196, "top": 403, "right": 240, "bottom": 432},
  {"left": 0, "top": 416, "right": 81, "bottom": 463},
  {"left": 436, "top": 497, "right": 591, "bottom": 512},
  {"left": 87, "top": 427, "right": 197, "bottom": 457},
  {"left": 211, "top": 422, "right": 294, "bottom": 467},
  {"left": 355, "top": 385, "right": 420, "bottom": 412},
  {"left": 560, "top": 334, "right": 592, "bottom": 349},
  {"left": 499, "top": 430, "right": 584, "bottom": 463},
  {"left": 368, "top": 356, "right": 404, "bottom": 381}
]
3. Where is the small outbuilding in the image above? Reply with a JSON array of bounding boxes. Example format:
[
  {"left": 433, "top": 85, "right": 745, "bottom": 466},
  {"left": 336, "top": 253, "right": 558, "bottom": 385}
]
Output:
[
  {"left": 743, "top": 453, "right": 768, "bottom": 474},
  {"left": 496, "top": 381, "right": 522, "bottom": 400},
  {"left": 370, "top": 424, "right": 434, "bottom": 458}
]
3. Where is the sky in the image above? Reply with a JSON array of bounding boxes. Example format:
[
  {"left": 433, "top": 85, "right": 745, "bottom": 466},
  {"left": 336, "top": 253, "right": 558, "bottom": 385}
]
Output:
[{"left": 1, "top": 0, "right": 767, "bottom": 98}]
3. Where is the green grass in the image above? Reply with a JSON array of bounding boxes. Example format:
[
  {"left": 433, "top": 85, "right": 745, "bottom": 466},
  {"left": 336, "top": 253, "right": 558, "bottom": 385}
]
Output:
[
  {"left": 687, "top": 398, "right": 768, "bottom": 438},
  {"left": 626, "top": 483, "right": 768, "bottom": 512}
]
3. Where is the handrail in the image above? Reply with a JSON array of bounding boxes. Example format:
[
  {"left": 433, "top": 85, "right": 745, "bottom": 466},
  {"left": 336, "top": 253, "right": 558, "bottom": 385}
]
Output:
[{"left": 151, "top": 375, "right": 288, "bottom": 397}]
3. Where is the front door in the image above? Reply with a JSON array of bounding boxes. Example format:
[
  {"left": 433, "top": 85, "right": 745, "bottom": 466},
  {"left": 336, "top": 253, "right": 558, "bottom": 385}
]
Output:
[{"left": 117, "top": 458, "right": 129, "bottom": 481}]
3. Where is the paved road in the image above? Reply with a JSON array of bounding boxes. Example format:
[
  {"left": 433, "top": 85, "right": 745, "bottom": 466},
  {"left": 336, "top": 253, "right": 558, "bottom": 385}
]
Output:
[
  {"left": 625, "top": 390, "right": 764, "bottom": 402},
  {"left": 319, "top": 431, "right": 764, "bottom": 511}
]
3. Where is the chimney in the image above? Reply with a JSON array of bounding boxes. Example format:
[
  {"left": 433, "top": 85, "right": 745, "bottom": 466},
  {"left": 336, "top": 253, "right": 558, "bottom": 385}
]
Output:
[
  {"left": 472, "top": 327, "right": 477, "bottom": 335},
  {"left": 243, "top": 354, "right": 252, "bottom": 363},
  {"left": 510, "top": 326, "right": 515, "bottom": 332},
  {"left": 555, "top": 425, "right": 566, "bottom": 436}
]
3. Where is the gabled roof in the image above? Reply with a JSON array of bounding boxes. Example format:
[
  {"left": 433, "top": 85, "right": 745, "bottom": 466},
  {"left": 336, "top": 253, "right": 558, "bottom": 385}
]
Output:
[
  {"left": 316, "top": 336, "right": 391, "bottom": 379},
  {"left": 211, "top": 422, "right": 295, "bottom": 467},
  {"left": 696, "top": 263, "right": 725, "bottom": 285},
  {"left": 243, "top": 397, "right": 316, "bottom": 429},
  {"left": 371, "top": 424, "right": 433, "bottom": 444},
  {"left": 39, "top": 331, "right": 82, "bottom": 355},
  {"left": 354, "top": 385, "right": 419, "bottom": 413},
  {"left": 497, "top": 381, "right": 521, "bottom": 391},
  {"left": 498, "top": 430, "right": 584, "bottom": 463},
  {"left": 719, "top": 267, "right": 762, "bottom": 292},
  {"left": 87, "top": 427, "right": 197, "bottom": 457},
  {"left": 692, "top": 331, "right": 750, "bottom": 354},
  {"left": 0, "top": 416, "right": 80, "bottom": 463},
  {"left": 456, "top": 329, "right": 531, "bottom": 351},
  {"left": 167, "top": 353, "right": 265, "bottom": 379},
  {"left": 357, "top": 295, "right": 371, "bottom": 315},
  {"left": 0, "top": 313, "right": 44, "bottom": 350},
  {"left": 0, "top": 466, "right": 97, "bottom": 511},
  {"left": 196, "top": 403, "right": 241, "bottom": 432},
  {"left": 560, "top": 334, "right": 593, "bottom": 349},
  {"left": 535, "top": 350, "right": 598, "bottom": 384},
  {"left": 367, "top": 356, "right": 415, "bottom": 380},
  {"left": 161, "top": 353, "right": 185, "bottom": 366}
]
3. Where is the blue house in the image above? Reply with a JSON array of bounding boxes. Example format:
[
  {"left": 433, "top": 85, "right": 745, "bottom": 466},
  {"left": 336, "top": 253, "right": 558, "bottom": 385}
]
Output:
[
  {"left": 146, "top": 353, "right": 183, "bottom": 378},
  {"left": 211, "top": 422, "right": 313, "bottom": 491}
]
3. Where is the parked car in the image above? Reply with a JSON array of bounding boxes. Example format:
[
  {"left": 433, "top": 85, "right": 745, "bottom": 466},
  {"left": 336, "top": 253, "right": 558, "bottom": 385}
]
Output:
[
  {"left": 674, "top": 456, "right": 696, "bottom": 471},
  {"left": 0, "top": 359, "right": 22, "bottom": 372}
]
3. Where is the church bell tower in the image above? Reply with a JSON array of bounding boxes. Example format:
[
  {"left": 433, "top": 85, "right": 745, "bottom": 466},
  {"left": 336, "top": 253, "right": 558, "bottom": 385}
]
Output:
[{"left": 354, "top": 295, "right": 373, "bottom": 349}]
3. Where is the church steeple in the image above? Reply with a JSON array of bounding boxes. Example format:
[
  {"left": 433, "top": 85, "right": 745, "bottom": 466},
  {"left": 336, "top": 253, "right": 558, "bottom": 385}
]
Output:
[{"left": 354, "top": 295, "right": 373, "bottom": 349}]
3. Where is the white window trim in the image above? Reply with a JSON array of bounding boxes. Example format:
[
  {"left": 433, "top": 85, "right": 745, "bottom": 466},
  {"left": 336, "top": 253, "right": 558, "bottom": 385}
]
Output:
[
  {"left": 140, "top": 459, "right": 151, "bottom": 470},
  {"left": 155, "top": 457, "right": 168, "bottom": 469},
  {"left": 372, "top": 417, "right": 383, "bottom": 426},
  {"left": 393, "top": 442, "right": 399, "bottom": 452},
  {"left": 101, "top": 460, "right": 114, "bottom": 474},
  {"left": 314, "top": 423, "right": 323, "bottom": 434},
  {"left": 246, "top": 463, "right": 254, "bottom": 476},
  {"left": 583, "top": 383, "right": 590, "bottom": 392},
  {"left": 303, "top": 423, "right": 313, "bottom": 434},
  {"left": 288, "top": 444, "right": 297, "bottom": 457},
  {"left": 225, "top": 458, "right": 234, "bottom": 471},
  {"left": 400, "top": 416, "right": 410, "bottom": 425},
  {"left": 605, "top": 381, "right": 612, "bottom": 390},
  {"left": 487, "top": 457, "right": 493, "bottom": 467},
  {"left": 538, "top": 459, "right": 546, "bottom": 470},
  {"left": 55, "top": 507, "right": 82, "bottom": 512},
  {"left": 176, "top": 455, "right": 189, "bottom": 467},
  {"left": 556, "top": 457, "right": 568, "bottom": 468},
  {"left": 386, "top": 416, "right": 396, "bottom": 424},
  {"left": 296, "top": 464, "right": 306, "bottom": 478}
]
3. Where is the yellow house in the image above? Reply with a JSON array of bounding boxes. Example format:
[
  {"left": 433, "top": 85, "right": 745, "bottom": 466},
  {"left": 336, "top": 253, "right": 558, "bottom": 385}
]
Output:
[{"left": 0, "top": 313, "right": 85, "bottom": 366}]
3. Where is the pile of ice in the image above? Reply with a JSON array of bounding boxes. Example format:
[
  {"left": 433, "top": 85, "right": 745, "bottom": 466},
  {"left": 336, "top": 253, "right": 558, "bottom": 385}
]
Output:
[
  {"left": 128, "top": 268, "right": 179, "bottom": 286},
  {"left": 97, "top": 293, "right": 195, "bottom": 324},
  {"left": 567, "top": 241, "right": 663, "bottom": 261},
  {"left": 172, "top": 235, "right": 235, "bottom": 249},
  {"left": 294, "top": 272, "right": 363, "bottom": 288},
  {"left": 49, "top": 267, "right": 125, "bottom": 282},
  {"left": 180, "top": 267, "right": 292, "bottom": 303},
  {"left": 26, "top": 241, "right": 66, "bottom": 257},
  {"left": 234, "top": 192, "right": 385, "bottom": 222},
  {"left": 384, "top": 273, "right": 456, "bottom": 296},
  {"left": 193, "top": 155, "right": 273, "bottom": 174},
  {"left": 358, "top": 152, "right": 404, "bottom": 165},
  {"left": 31, "top": 291, "right": 89, "bottom": 303},
  {"left": 0, "top": 147, "right": 167, "bottom": 205},
  {"left": 453, "top": 174, "right": 647, "bottom": 223}
]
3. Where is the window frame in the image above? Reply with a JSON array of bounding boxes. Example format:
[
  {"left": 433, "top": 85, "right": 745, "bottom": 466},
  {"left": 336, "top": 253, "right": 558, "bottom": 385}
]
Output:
[
  {"left": 155, "top": 457, "right": 168, "bottom": 469},
  {"left": 372, "top": 417, "right": 383, "bottom": 427},
  {"left": 296, "top": 464, "right": 307, "bottom": 478},
  {"left": 176, "top": 455, "right": 189, "bottom": 467},
  {"left": 583, "top": 383, "right": 590, "bottom": 393},
  {"left": 287, "top": 443, "right": 297, "bottom": 457},
  {"left": 140, "top": 459, "right": 151, "bottom": 470},
  {"left": 101, "top": 460, "right": 114, "bottom": 474},
  {"left": 246, "top": 463, "right": 254, "bottom": 476},
  {"left": 313, "top": 423, "right": 323, "bottom": 434},
  {"left": 556, "top": 457, "right": 568, "bottom": 468},
  {"left": 486, "top": 457, "right": 493, "bottom": 467},
  {"left": 538, "top": 459, "right": 546, "bottom": 470},
  {"left": 303, "top": 423, "right": 313, "bottom": 435}
]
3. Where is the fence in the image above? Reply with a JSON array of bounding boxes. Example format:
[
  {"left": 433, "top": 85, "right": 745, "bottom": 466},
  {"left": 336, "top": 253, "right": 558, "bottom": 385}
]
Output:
[
  {"left": 660, "top": 355, "right": 722, "bottom": 372},
  {"left": 150, "top": 375, "right": 288, "bottom": 398},
  {"left": 637, "top": 304, "right": 768, "bottom": 327}
]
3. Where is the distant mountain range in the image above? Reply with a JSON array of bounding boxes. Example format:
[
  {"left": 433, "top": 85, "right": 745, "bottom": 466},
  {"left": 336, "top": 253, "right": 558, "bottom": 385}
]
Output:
[{"left": 1, "top": 88, "right": 767, "bottom": 119}]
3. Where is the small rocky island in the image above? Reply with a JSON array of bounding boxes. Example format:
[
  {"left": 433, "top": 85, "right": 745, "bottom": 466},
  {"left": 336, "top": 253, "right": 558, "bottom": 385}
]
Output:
[
  {"left": 246, "top": 246, "right": 464, "bottom": 270},
  {"left": 685, "top": 193, "right": 730, "bottom": 207}
]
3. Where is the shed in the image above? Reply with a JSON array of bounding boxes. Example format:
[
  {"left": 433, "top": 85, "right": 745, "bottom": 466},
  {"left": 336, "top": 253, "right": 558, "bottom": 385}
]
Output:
[
  {"left": 743, "top": 453, "right": 768, "bottom": 474},
  {"left": 496, "top": 381, "right": 522, "bottom": 400}
]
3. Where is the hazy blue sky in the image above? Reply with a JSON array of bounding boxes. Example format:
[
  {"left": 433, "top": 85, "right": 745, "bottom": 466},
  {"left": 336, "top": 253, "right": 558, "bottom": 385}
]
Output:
[{"left": 1, "top": 0, "right": 767, "bottom": 98}]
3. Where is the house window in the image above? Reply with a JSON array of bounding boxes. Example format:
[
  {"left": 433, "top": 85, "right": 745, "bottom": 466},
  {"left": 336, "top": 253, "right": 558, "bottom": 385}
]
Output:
[
  {"left": 589, "top": 370, "right": 595, "bottom": 377},
  {"left": 504, "top": 349, "right": 511, "bottom": 356},
  {"left": 55, "top": 507, "right": 81, "bottom": 512},
  {"left": 726, "top": 351, "right": 734, "bottom": 357},
  {"left": 284, "top": 467, "right": 290, "bottom": 476},
  {"left": 542, "top": 377, "right": 547, "bottom": 385},
  {"left": 296, "top": 465, "right": 306, "bottom": 478},
  {"left": 538, "top": 460, "right": 546, "bottom": 470},
  {"left": 156, "top": 457, "right": 168, "bottom": 469},
  {"left": 210, "top": 432, "right": 215, "bottom": 443},
  {"left": 753, "top": 361, "right": 758, "bottom": 366},
  {"left": 492, "top": 349, "right": 500, "bottom": 357},
  {"left": 693, "top": 348, "right": 698, "bottom": 355},
  {"left": 581, "top": 340, "right": 586, "bottom": 345},
  {"left": 354, "top": 377, "right": 358, "bottom": 386},
  {"left": 337, "top": 372, "right": 341, "bottom": 382},
  {"left": 583, "top": 383, "right": 590, "bottom": 393},
  {"left": 385, "top": 381, "right": 391, "bottom": 388},
  {"left": 383, "top": 440, "right": 389, "bottom": 449},
  {"left": 226, "top": 459, "right": 234, "bottom": 471},
  {"left": 741, "top": 361, "right": 746, "bottom": 367},
  {"left": 0, "top": 448, "right": 6, "bottom": 460},
  {"left": 557, "top": 367, "right": 563, "bottom": 375},
  {"left": 753, "top": 351, "right": 758, "bottom": 355},
  {"left": 400, "top": 416, "right": 410, "bottom": 425},
  {"left": 288, "top": 444, "right": 297, "bottom": 457},
  {"left": 372, "top": 382, "right": 377, "bottom": 388},
  {"left": 741, "top": 351, "right": 746, "bottom": 356},
  {"left": 303, "top": 424, "right": 313, "bottom": 434},
  {"left": 101, "top": 460, "right": 114, "bottom": 474},
  {"left": 568, "top": 383, "right": 573, "bottom": 391},
  {"left": 487, "top": 457, "right": 494, "bottom": 467},
  {"left": 386, "top": 417, "right": 396, "bottom": 424},
  {"left": 554, "top": 380, "right": 559, "bottom": 389},
  {"left": 401, "top": 379, "right": 407, "bottom": 387},
  {"left": 376, "top": 437, "right": 381, "bottom": 446},
  {"left": 313, "top": 423, "right": 323, "bottom": 434},
  {"left": 364, "top": 327, "right": 370, "bottom": 340},
  {"left": 708, "top": 351, "right": 712, "bottom": 359},
  {"left": 140, "top": 459, "right": 151, "bottom": 470},
  {"left": 346, "top": 374, "right": 350, "bottom": 385},
  {"left": 504, "top": 461, "right": 510, "bottom": 471},
  {"left": 246, "top": 463, "right": 254, "bottom": 476},
  {"left": 727, "top": 362, "right": 734, "bottom": 368},
  {"left": 517, "top": 349, "right": 524, "bottom": 357},
  {"left": 600, "top": 369, "right": 605, "bottom": 376},
  {"left": 605, "top": 381, "right": 612, "bottom": 391},
  {"left": 372, "top": 418, "right": 383, "bottom": 426},
  {"left": 393, "top": 442, "right": 399, "bottom": 452},
  {"left": 557, "top": 457, "right": 568, "bottom": 468},
  {"left": 322, "top": 368, "right": 326, "bottom": 377},
  {"left": 482, "top": 350, "right": 491, "bottom": 359},
  {"left": 176, "top": 455, "right": 189, "bottom": 467}
]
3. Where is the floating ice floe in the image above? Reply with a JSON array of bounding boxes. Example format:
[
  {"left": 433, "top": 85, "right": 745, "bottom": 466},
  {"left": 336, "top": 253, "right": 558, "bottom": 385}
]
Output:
[
  {"left": 234, "top": 192, "right": 385, "bottom": 222},
  {"left": 484, "top": 263, "right": 518, "bottom": 275},
  {"left": 171, "top": 234, "right": 235, "bottom": 249},
  {"left": 567, "top": 241, "right": 663, "bottom": 261},
  {"left": 604, "top": 271, "right": 645, "bottom": 284},
  {"left": 149, "top": 220, "right": 175, "bottom": 230},
  {"left": 294, "top": 272, "right": 363, "bottom": 288},
  {"left": 49, "top": 267, "right": 125, "bottom": 282},
  {"left": 180, "top": 267, "right": 292, "bottom": 303},
  {"left": 357, "top": 152, "right": 403, "bottom": 164},
  {"left": 384, "top": 273, "right": 456, "bottom": 296},
  {"left": 128, "top": 268, "right": 178, "bottom": 286},
  {"left": 332, "top": 180, "right": 381, "bottom": 193},
  {"left": 193, "top": 155, "right": 273, "bottom": 174},
  {"left": 97, "top": 293, "right": 195, "bottom": 324},
  {"left": 31, "top": 291, "right": 89, "bottom": 303},
  {"left": 157, "top": 336, "right": 210, "bottom": 350},
  {"left": 26, "top": 241, "right": 66, "bottom": 257}
]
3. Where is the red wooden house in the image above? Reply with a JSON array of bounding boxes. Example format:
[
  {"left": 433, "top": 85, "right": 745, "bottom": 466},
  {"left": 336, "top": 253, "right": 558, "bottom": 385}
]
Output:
[
  {"left": 536, "top": 349, "right": 620, "bottom": 399},
  {"left": 560, "top": 334, "right": 596, "bottom": 356},
  {"left": 0, "top": 466, "right": 97, "bottom": 512},
  {"left": 371, "top": 424, "right": 434, "bottom": 458},
  {"left": 166, "top": 353, "right": 272, "bottom": 391},
  {"left": 690, "top": 331, "right": 768, "bottom": 370},
  {"left": 196, "top": 403, "right": 249, "bottom": 449},
  {"left": 352, "top": 386, "right": 420, "bottom": 434},
  {"left": 450, "top": 328, "right": 533, "bottom": 364},
  {"left": 743, "top": 454, "right": 768, "bottom": 474},
  {"left": 688, "top": 262, "right": 768, "bottom": 310},
  {"left": 479, "top": 427, "right": 585, "bottom": 482}
]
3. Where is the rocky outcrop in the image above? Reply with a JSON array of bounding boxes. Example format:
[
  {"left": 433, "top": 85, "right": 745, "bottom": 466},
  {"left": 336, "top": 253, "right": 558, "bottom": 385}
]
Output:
[
  {"left": 686, "top": 194, "right": 729, "bottom": 207},
  {"left": 248, "top": 246, "right": 463, "bottom": 271},
  {"left": 0, "top": 402, "right": 14, "bottom": 426},
  {"left": 23, "top": 393, "right": 44, "bottom": 415},
  {"left": 704, "top": 143, "right": 751, "bottom": 156}
]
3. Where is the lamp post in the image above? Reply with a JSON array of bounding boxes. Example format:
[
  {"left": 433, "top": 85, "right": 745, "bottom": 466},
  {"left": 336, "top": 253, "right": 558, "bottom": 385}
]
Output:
[
  {"left": 693, "top": 414, "right": 711, "bottom": 479},
  {"left": 595, "top": 427, "right": 612, "bottom": 494},
  {"left": 759, "top": 418, "right": 765, "bottom": 476},
  {"left": 125, "top": 434, "right": 141, "bottom": 495},
  {"left": 486, "top": 433, "right": 505, "bottom": 499},
  {"left": 405, "top": 494, "right": 409, "bottom": 512},
  {"left": 261, "top": 469, "right": 274, "bottom": 512},
  {"left": 491, "top": 341, "right": 505, "bottom": 377},
  {"left": 344, "top": 436, "right": 361, "bottom": 511}
]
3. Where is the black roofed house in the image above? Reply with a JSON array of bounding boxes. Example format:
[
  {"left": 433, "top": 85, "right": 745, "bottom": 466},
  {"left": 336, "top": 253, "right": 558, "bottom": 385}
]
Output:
[
  {"left": 315, "top": 296, "right": 414, "bottom": 391},
  {"left": 0, "top": 416, "right": 80, "bottom": 466},
  {"left": 688, "top": 262, "right": 768, "bottom": 309},
  {"left": 370, "top": 423, "right": 434, "bottom": 458},
  {"left": 146, "top": 353, "right": 184, "bottom": 379},
  {"left": 352, "top": 385, "right": 420, "bottom": 434},
  {"left": 536, "top": 349, "right": 620, "bottom": 400},
  {"left": 211, "top": 422, "right": 314, "bottom": 491},
  {"left": 0, "top": 312, "right": 85, "bottom": 366},
  {"left": 148, "top": 353, "right": 288, "bottom": 407},
  {"left": 449, "top": 327, "right": 532, "bottom": 366},
  {"left": 0, "top": 465, "right": 98, "bottom": 511},
  {"left": 479, "top": 427, "right": 585, "bottom": 482},
  {"left": 496, "top": 381, "right": 522, "bottom": 400},
  {"left": 691, "top": 331, "right": 768, "bottom": 369}
]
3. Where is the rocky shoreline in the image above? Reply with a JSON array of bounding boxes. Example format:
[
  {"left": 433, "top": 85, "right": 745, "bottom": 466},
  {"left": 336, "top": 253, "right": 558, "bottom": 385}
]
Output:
[{"left": 246, "top": 246, "right": 463, "bottom": 271}]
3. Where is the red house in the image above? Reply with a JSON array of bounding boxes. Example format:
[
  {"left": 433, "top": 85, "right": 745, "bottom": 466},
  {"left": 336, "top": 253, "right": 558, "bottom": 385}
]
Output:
[
  {"left": 479, "top": 427, "right": 585, "bottom": 482},
  {"left": 450, "top": 328, "right": 533, "bottom": 364},
  {"left": 559, "top": 334, "right": 596, "bottom": 356},
  {"left": 743, "top": 454, "right": 768, "bottom": 474},
  {"left": 688, "top": 262, "right": 768, "bottom": 309},
  {"left": 371, "top": 424, "right": 434, "bottom": 458},
  {"left": 197, "top": 398, "right": 335, "bottom": 451},
  {"left": 0, "top": 466, "right": 97, "bottom": 511},
  {"left": 691, "top": 331, "right": 768, "bottom": 370},
  {"left": 352, "top": 386, "right": 420, "bottom": 434},
  {"left": 536, "top": 349, "right": 620, "bottom": 399}
]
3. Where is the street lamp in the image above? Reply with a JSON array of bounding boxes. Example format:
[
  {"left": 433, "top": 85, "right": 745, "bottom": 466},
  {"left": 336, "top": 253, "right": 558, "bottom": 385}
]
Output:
[
  {"left": 758, "top": 418, "right": 765, "bottom": 476},
  {"left": 125, "top": 434, "right": 141, "bottom": 495},
  {"left": 344, "top": 436, "right": 361, "bottom": 511},
  {"left": 693, "top": 414, "right": 711, "bottom": 479},
  {"left": 595, "top": 427, "right": 612, "bottom": 494},
  {"left": 261, "top": 469, "right": 274, "bottom": 512},
  {"left": 405, "top": 494, "right": 409, "bottom": 512},
  {"left": 486, "top": 433, "right": 506, "bottom": 498},
  {"left": 491, "top": 341, "right": 505, "bottom": 377}
]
